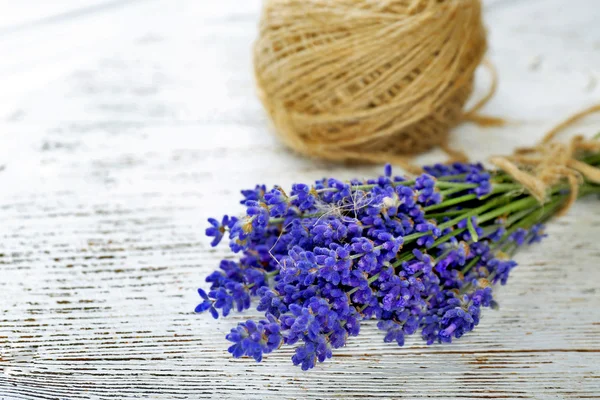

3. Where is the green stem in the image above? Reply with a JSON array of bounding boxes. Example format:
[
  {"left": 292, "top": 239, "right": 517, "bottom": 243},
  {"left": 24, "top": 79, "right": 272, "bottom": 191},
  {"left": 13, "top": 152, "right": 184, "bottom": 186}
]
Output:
[
  {"left": 435, "top": 182, "right": 479, "bottom": 190},
  {"left": 461, "top": 254, "right": 480, "bottom": 275},
  {"left": 507, "top": 195, "right": 565, "bottom": 234},
  {"left": 391, "top": 226, "right": 471, "bottom": 267},
  {"left": 461, "top": 194, "right": 567, "bottom": 277},
  {"left": 580, "top": 184, "right": 600, "bottom": 196},
  {"left": 347, "top": 273, "right": 381, "bottom": 295},
  {"left": 476, "top": 196, "right": 540, "bottom": 225},
  {"left": 425, "top": 184, "right": 523, "bottom": 213},
  {"left": 404, "top": 194, "right": 512, "bottom": 244},
  {"left": 439, "top": 186, "right": 469, "bottom": 198},
  {"left": 424, "top": 194, "right": 478, "bottom": 212},
  {"left": 467, "top": 216, "right": 479, "bottom": 242},
  {"left": 580, "top": 152, "right": 600, "bottom": 166},
  {"left": 437, "top": 174, "right": 467, "bottom": 181},
  {"left": 393, "top": 251, "right": 417, "bottom": 266},
  {"left": 492, "top": 183, "right": 524, "bottom": 192},
  {"left": 504, "top": 207, "right": 538, "bottom": 227},
  {"left": 426, "top": 209, "right": 473, "bottom": 219}
]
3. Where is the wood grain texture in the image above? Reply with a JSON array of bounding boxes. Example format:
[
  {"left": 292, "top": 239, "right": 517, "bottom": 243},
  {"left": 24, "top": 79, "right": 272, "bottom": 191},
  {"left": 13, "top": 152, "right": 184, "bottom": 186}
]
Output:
[{"left": 1, "top": 0, "right": 599, "bottom": 399}]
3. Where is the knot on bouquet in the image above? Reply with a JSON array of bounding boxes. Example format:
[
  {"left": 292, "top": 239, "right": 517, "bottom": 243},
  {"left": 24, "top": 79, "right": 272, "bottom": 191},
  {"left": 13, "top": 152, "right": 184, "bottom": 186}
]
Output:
[{"left": 491, "top": 104, "right": 600, "bottom": 216}]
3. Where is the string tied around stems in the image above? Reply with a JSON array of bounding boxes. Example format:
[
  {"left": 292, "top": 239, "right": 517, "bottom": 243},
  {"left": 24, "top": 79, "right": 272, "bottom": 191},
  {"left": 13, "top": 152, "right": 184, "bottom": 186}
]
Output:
[{"left": 490, "top": 104, "right": 600, "bottom": 216}]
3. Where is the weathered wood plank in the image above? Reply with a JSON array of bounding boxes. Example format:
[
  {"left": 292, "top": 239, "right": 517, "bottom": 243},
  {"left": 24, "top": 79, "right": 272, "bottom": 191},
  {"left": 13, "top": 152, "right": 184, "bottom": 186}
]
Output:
[{"left": 1, "top": 0, "right": 599, "bottom": 398}]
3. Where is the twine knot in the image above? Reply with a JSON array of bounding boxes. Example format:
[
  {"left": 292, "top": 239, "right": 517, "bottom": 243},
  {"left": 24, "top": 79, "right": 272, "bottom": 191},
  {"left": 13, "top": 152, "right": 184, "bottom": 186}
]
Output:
[{"left": 490, "top": 105, "right": 600, "bottom": 216}]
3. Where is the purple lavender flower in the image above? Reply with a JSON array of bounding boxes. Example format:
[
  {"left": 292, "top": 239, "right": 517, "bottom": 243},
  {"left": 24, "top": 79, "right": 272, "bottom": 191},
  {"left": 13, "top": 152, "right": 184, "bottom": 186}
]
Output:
[
  {"left": 205, "top": 215, "right": 234, "bottom": 247},
  {"left": 291, "top": 183, "right": 317, "bottom": 211},
  {"left": 509, "top": 228, "right": 528, "bottom": 246},
  {"left": 194, "top": 288, "right": 217, "bottom": 319},
  {"left": 424, "top": 162, "right": 492, "bottom": 197},
  {"left": 528, "top": 224, "right": 547, "bottom": 244},
  {"left": 377, "top": 320, "right": 405, "bottom": 346},
  {"left": 241, "top": 185, "right": 266, "bottom": 204},
  {"left": 257, "top": 287, "right": 288, "bottom": 317},
  {"left": 226, "top": 316, "right": 282, "bottom": 362},
  {"left": 193, "top": 160, "right": 569, "bottom": 369},
  {"left": 292, "top": 336, "right": 332, "bottom": 371},
  {"left": 264, "top": 187, "right": 289, "bottom": 217},
  {"left": 438, "top": 303, "right": 479, "bottom": 343},
  {"left": 415, "top": 174, "right": 441, "bottom": 205}
]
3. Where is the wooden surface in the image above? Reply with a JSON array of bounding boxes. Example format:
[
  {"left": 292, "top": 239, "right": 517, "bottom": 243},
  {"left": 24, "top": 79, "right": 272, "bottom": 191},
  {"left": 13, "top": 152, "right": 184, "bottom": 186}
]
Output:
[{"left": 1, "top": 0, "right": 600, "bottom": 398}]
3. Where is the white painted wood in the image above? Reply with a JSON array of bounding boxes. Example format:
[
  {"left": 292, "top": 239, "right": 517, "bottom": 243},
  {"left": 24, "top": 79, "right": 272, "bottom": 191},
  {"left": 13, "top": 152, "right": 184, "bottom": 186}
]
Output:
[{"left": 1, "top": 0, "right": 599, "bottom": 398}]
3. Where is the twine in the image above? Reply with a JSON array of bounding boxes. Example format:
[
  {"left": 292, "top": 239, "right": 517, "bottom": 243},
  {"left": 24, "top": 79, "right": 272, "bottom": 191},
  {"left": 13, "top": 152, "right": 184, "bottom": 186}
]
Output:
[
  {"left": 490, "top": 104, "right": 600, "bottom": 216},
  {"left": 254, "top": 0, "right": 498, "bottom": 172}
]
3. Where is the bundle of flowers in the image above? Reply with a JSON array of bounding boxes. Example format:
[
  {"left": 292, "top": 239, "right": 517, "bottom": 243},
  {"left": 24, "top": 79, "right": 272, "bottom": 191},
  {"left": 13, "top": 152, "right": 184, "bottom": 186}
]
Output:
[{"left": 195, "top": 148, "right": 600, "bottom": 370}]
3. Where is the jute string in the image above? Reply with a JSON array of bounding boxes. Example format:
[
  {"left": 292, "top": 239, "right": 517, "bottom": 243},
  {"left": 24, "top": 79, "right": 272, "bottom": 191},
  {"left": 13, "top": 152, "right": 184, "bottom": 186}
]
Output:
[
  {"left": 490, "top": 104, "right": 600, "bottom": 216},
  {"left": 254, "top": 0, "right": 501, "bottom": 173}
]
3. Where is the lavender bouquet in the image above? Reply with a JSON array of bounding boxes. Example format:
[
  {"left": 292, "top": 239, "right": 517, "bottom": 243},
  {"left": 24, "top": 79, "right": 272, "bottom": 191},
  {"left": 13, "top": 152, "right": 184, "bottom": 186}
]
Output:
[{"left": 195, "top": 145, "right": 600, "bottom": 370}]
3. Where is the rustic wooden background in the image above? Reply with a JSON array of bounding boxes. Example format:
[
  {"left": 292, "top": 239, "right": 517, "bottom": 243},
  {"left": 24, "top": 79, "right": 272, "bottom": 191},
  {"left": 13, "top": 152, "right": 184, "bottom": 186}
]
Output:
[{"left": 1, "top": 0, "right": 599, "bottom": 399}]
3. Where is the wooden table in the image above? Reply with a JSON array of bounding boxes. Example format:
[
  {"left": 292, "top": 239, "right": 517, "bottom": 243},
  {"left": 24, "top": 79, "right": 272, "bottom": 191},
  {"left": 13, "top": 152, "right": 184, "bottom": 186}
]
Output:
[{"left": 1, "top": 0, "right": 599, "bottom": 398}]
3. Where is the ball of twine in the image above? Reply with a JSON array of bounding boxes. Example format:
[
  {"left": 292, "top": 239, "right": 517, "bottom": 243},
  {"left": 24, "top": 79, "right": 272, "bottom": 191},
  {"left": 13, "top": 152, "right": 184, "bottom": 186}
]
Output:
[{"left": 254, "top": 0, "right": 490, "bottom": 167}]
